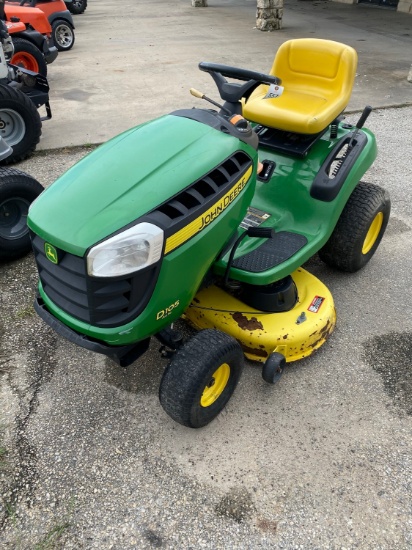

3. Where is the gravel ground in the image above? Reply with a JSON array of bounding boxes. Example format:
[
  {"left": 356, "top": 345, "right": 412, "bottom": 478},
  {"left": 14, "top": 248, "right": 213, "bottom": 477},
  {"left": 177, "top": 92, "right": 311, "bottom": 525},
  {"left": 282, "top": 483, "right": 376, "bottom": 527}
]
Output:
[{"left": 0, "top": 106, "right": 411, "bottom": 549}]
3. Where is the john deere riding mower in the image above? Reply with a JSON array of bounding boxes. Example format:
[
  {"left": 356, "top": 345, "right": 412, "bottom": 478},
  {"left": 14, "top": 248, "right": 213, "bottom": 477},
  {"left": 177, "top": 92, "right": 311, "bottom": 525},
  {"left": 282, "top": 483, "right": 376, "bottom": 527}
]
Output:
[{"left": 28, "top": 39, "right": 390, "bottom": 428}]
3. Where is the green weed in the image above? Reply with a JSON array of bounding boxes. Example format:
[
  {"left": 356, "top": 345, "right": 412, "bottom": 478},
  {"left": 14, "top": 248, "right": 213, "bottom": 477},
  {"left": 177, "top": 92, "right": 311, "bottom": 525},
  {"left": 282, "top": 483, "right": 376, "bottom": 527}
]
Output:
[{"left": 33, "top": 521, "right": 71, "bottom": 550}]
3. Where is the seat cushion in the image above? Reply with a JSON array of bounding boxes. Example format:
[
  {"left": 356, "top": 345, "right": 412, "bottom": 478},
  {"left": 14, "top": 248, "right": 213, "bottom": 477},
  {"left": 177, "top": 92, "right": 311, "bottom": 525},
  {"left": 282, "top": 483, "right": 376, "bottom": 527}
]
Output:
[{"left": 243, "top": 39, "right": 358, "bottom": 135}]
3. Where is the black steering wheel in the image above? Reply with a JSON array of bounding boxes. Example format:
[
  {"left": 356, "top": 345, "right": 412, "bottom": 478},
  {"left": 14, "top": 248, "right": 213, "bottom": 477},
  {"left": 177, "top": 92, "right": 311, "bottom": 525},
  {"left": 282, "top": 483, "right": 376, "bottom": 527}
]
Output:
[{"left": 199, "top": 62, "right": 282, "bottom": 103}]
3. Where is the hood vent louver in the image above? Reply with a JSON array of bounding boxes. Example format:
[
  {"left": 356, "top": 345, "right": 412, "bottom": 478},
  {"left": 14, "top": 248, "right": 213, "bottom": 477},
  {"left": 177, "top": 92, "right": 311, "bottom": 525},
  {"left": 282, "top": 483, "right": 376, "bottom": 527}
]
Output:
[{"left": 155, "top": 151, "right": 252, "bottom": 223}]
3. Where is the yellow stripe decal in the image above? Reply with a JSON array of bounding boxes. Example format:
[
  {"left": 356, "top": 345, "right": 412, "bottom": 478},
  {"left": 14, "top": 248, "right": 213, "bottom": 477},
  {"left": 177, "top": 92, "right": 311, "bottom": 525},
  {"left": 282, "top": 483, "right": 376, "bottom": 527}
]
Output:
[{"left": 165, "top": 165, "right": 253, "bottom": 255}]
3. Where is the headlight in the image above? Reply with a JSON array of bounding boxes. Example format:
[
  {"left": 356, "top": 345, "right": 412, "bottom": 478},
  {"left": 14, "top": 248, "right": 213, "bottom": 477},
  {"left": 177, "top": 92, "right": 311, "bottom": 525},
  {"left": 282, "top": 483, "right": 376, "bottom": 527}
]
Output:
[{"left": 87, "top": 222, "right": 163, "bottom": 277}]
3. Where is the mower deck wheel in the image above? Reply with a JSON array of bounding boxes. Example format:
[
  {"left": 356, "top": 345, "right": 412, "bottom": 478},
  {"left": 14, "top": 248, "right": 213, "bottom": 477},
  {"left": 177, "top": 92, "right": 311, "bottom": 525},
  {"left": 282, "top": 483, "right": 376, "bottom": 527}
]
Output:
[
  {"left": 159, "top": 329, "right": 244, "bottom": 428},
  {"left": 319, "top": 181, "right": 390, "bottom": 272},
  {"left": 0, "top": 168, "right": 44, "bottom": 260},
  {"left": 262, "top": 352, "right": 286, "bottom": 384},
  {"left": 11, "top": 37, "right": 47, "bottom": 77},
  {"left": 52, "top": 20, "right": 75, "bottom": 51}
]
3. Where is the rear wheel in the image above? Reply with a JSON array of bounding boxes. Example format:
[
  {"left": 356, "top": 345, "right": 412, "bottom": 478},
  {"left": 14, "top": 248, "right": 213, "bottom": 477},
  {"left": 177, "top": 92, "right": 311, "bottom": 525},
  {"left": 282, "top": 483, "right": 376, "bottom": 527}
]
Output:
[
  {"left": 159, "top": 329, "right": 244, "bottom": 428},
  {"left": 67, "top": 0, "right": 87, "bottom": 14},
  {"left": 0, "top": 169, "right": 44, "bottom": 260},
  {"left": 52, "top": 20, "right": 75, "bottom": 51},
  {"left": 319, "top": 181, "right": 390, "bottom": 272},
  {"left": 11, "top": 38, "right": 47, "bottom": 77},
  {"left": 0, "top": 85, "right": 42, "bottom": 165}
]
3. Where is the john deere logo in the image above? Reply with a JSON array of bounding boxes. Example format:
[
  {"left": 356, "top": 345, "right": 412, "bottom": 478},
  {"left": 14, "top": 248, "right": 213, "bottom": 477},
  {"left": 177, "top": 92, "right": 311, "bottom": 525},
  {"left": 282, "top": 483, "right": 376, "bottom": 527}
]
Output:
[{"left": 45, "top": 243, "right": 58, "bottom": 264}]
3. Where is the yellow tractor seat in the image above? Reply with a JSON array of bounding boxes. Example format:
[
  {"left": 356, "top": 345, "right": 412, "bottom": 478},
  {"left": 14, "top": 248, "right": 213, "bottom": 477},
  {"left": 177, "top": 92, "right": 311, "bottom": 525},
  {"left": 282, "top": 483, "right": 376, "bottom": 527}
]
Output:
[{"left": 243, "top": 38, "right": 358, "bottom": 135}]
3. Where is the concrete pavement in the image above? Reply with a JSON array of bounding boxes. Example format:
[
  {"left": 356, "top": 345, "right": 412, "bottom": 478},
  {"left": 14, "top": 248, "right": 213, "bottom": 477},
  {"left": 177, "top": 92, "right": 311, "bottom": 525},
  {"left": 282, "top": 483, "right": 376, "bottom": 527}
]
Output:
[
  {"left": 1, "top": 106, "right": 412, "bottom": 546},
  {"left": 38, "top": 0, "right": 412, "bottom": 150}
]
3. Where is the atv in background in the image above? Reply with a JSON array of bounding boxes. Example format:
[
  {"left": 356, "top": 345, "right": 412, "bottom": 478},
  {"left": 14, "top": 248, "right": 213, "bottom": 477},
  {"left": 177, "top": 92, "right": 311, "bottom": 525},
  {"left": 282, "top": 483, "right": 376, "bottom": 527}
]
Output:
[
  {"left": 0, "top": 4, "right": 52, "bottom": 164},
  {"left": 5, "top": 18, "right": 57, "bottom": 76},
  {"left": 65, "top": 0, "right": 86, "bottom": 15},
  {"left": 6, "top": 0, "right": 75, "bottom": 51}
]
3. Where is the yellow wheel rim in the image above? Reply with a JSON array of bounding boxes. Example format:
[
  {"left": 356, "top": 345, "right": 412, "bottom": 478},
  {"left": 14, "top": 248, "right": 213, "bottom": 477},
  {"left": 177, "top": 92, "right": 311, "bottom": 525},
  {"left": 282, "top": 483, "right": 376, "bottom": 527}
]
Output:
[
  {"left": 362, "top": 212, "right": 383, "bottom": 254},
  {"left": 200, "top": 363, "right": 230, "bottom": 408}
]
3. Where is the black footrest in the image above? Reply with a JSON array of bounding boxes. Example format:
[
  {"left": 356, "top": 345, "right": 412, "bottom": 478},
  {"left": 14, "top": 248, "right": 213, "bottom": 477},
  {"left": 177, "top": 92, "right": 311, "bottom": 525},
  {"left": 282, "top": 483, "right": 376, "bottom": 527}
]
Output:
[{"left": 232, "top": 231, "right": 308, "bottom": 273}]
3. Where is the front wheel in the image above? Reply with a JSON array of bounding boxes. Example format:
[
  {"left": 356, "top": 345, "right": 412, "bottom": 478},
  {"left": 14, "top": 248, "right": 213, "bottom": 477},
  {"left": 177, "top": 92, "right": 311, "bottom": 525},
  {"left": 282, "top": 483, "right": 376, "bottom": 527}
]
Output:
[
  {"left": 159, "top": 329, "right": 244, "bottom": 428},
  {"left": 11, "top": 38, "right": 47, "bottom": 77},
  {"left": 319, "top": 181, "right": 390, "bottom": 272},
  {"left": 0, "top": 85, "right": 42, "bottom": 165},
  {"left": 0, "top": 169, "right": 44, "bottom": 260},
  {"left": 52, "top": 20, "right": 75, "bottom": 51}
]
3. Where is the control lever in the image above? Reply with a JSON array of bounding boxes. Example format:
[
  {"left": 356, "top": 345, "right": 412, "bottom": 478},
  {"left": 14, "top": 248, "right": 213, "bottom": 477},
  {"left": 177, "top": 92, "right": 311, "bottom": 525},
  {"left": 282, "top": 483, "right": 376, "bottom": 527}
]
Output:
[
  {"left": 348, "top": 105, "right": 372, "bottom": 151},
  {"left": 190, "top": 88, "right": 232, "bottom": 116},
  {"left": 224, "top": 227, "right": 274, "bottom": 287}
]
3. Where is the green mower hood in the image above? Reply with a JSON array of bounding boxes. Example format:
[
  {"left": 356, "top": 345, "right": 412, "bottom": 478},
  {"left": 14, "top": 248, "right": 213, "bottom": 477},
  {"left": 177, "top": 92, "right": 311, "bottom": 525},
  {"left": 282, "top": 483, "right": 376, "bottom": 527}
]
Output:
[{"left": 28, "top": 114, "right": 256, "bottom": 256}]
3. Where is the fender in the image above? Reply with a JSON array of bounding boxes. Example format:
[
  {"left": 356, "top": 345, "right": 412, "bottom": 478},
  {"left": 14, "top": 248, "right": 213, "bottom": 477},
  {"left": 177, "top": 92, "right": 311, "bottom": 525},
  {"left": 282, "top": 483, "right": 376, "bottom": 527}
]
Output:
[{"left": 47, "top": 10, "right": 75, "bottom": 28}]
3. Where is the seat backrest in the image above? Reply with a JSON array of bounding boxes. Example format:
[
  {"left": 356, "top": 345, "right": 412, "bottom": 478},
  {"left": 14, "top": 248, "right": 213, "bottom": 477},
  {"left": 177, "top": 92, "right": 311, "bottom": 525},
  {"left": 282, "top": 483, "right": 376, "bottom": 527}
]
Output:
[{"left": 270, "top": 38, "right": 357, "bottom": 105}]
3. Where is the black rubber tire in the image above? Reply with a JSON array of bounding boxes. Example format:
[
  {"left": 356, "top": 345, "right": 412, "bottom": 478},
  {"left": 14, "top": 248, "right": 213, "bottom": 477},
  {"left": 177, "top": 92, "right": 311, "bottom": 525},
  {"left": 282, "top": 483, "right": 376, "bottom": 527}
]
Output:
[
  {"left": 0, "top": 168, "right": 44, "bottom": 260},
  {"left": 319, "top": 181, "right": 390, "bottom": 272},
  {"left": 52, "top": 20, "right": 75, "bottom": 51},
  {"left": 262, "top": 352, "right": 286, "bottom": 384},
  {"left": 66, "top": 0, "right": 87, "bottom": 14},
  {"left": 11, "top": 37, "right": 47, "bottom": 77},
  {"left": 0, "top": 84, "right": 42, "bottom": 165},
  {"left": 159, "top": 329, "right": 244, "bottom": 428}
]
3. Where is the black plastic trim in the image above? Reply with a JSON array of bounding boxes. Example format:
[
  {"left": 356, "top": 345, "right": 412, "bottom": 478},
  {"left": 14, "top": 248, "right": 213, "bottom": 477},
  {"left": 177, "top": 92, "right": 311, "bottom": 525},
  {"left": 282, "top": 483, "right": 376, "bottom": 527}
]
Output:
[
  {"left": 43, "top": 45, "right": 58, "bottom": 64},
  {"left": 238, "top": 276, "right": 298, "bottom": 313},
  {"left": 171, "top": 108, "right": 258, "bottom": 149},
  {"left": 257, "top": 160, "right": 276, "bottom": 182},
  {"left": 47, "top": 10, "right": 75, "bottom": 28},
  {"left": 31, "top": 233, "right": 162, "bottom": 328},
  {"left": 15, "top": 29, "right": 44, "bottom": 50},
  {"left": 310, "top": 131, "right": 368, "bottom": 202},
  {"left": 143, "top": 151, "right": 254, "bottom": 239},
  {"left": 34, "top": 295, "right": 150, "bottom": 367},
  {"left": 255, "top": 125, "right": 324, "bottom": 157}
]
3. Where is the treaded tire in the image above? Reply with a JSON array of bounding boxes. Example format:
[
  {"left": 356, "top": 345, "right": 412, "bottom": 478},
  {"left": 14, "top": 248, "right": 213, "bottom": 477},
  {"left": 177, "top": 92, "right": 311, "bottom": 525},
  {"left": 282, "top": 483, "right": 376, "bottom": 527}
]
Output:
[
  {"left": 0, "top": 168, "right": 43, "bottom": 260},
  {"left": 0, "top": 84, "right": 42, "bottom": 165},
  {"left": 52, "top": 20, "right": 75, "bottom": 51},
  {"left": 159, "top": 329, "right": 244, "bottom": 428},
  {"left": 67, "top": 0, "right": 87, "bottom": 14},
  {"left": 262, "top": 352, "right": 286, "bottom": 384},
  {"left": 319, "top": 181, "right": 390, "bottom": 272},
  {"left": 11, "top": 37, "right": 47, "bottom": 77}
]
